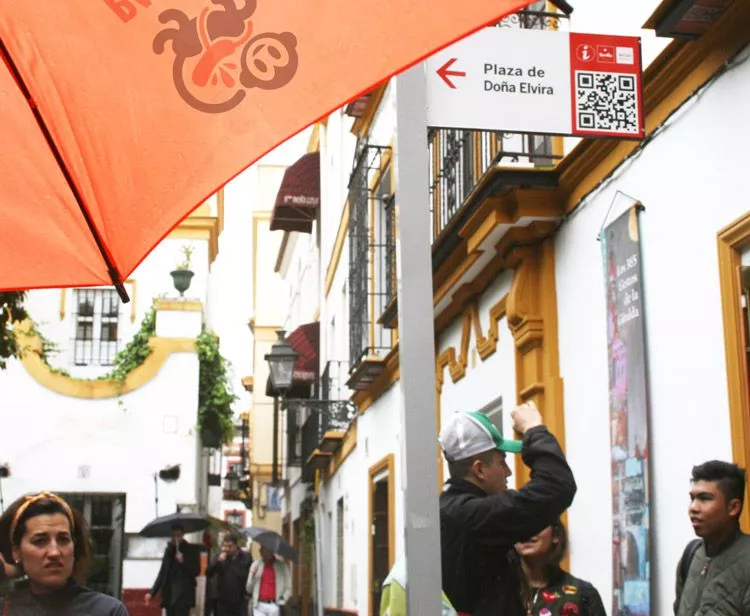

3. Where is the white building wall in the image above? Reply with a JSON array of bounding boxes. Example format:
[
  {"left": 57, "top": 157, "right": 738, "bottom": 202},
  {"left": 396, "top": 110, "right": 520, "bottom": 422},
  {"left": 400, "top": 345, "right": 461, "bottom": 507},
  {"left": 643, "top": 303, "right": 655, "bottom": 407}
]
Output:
[
  {"left": 556, "top": 46, "right": 750, "bottom": 616},
  {"left": 438, "top": 271, "right": 518, "bottom": 478},
  {"left": 0, "top": 346, "right": 200, "bottom": 589},
  {"left": 317, "top": 384, "right": 404, "bottom": 613}
]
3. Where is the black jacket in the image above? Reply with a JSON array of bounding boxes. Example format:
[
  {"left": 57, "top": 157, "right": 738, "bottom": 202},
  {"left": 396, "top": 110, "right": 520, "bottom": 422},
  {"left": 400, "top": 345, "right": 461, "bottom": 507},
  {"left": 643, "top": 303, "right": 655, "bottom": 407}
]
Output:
[
  {"left": 525, "top": 569, "right": 606, "bottom": 616},
  {"left": 150, "top": 540, "right": 200, "bottom": 609},
  {"left": 206, "top": 550, "right": 252, "bottom": 607},
  {"left": 440, "top": 426, "right": 576, "bottom": 615},
  {"left": 0, "top": 579, "right": 128, "bottom": 615}
]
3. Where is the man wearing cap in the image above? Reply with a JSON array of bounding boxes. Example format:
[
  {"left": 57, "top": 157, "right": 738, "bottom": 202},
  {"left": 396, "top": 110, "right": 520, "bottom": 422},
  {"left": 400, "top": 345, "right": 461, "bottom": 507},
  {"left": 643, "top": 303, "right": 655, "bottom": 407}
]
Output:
[{"left": 439, "top": 402, "right": 576, "bottom": 616}]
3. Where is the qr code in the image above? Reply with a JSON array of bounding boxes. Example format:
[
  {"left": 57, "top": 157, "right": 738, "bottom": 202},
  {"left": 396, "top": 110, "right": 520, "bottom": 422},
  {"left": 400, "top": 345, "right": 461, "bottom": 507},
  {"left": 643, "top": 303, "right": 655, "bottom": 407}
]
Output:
[{"left": 575, "top": 71, "right": 639, "bottom": 135}]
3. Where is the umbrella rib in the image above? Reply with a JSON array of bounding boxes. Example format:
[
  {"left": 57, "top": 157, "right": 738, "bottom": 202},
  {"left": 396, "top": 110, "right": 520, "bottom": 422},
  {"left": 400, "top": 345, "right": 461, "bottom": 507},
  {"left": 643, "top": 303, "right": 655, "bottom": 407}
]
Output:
[{"left": 0, "top": 38, "right": 130, "bottom": 303}]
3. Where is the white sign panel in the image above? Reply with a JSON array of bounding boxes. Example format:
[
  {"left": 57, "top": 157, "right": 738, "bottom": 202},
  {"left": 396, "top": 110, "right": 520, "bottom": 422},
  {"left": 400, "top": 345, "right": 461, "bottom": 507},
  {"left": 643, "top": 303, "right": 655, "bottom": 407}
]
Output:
[{"left": 426, "top": 28, "right": 644, "bottom": 139}]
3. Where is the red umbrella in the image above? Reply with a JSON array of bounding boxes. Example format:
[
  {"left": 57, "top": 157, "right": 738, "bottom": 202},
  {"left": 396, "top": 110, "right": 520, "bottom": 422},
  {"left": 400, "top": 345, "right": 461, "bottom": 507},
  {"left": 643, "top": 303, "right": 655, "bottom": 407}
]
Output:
[{"left": 0, "top": 0, "right": 534, "bottom": 301}]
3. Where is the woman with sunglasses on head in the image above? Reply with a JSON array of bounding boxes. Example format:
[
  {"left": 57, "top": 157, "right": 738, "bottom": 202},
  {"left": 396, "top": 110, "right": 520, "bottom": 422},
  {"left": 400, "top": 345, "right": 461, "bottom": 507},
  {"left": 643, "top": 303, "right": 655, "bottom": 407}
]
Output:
[
  {"left": 0, "top": 491, "right": 128, "bottom": 615},
  {"left": 515, "top": 518, "right": 606, "bottom": 616}
]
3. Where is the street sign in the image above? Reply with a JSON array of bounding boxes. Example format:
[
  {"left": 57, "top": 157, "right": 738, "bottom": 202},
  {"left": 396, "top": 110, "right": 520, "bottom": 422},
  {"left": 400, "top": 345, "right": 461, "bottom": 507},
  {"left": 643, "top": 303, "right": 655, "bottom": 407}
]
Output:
[{"left": 426, "top": 28, "right": 644, "bottom": 139}]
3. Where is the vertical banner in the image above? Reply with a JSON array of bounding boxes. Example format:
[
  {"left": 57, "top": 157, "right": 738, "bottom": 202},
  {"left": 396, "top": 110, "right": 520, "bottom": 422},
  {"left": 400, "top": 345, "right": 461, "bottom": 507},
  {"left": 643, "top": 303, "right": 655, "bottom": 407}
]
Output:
[{"left": 601, "top": 205, "right": 651, "bottom": 616}]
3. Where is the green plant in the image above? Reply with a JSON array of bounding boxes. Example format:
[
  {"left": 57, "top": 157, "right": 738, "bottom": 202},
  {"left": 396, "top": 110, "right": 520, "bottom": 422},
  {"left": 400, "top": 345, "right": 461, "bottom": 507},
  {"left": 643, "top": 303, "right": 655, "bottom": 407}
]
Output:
[
  {"left": 196, "top": 328, "right": 237, "bottom": 446},
  {"left": 18, "top": 320, "right": 70, "bottom": 377},
  {"left": 301, "top": 516, "right": 316, "bottom": 571},
  {"left": 27, "top": 306, "right": 156, "bottom": 390},
  {"left": 0, "top": 291, "right": 27, "bottom": 369},
  {"left": 101, "top": 305, "right": 157, "bottom": 397},
  {"left": 175, "top": 245, "right": 194, "bottom": 271}
]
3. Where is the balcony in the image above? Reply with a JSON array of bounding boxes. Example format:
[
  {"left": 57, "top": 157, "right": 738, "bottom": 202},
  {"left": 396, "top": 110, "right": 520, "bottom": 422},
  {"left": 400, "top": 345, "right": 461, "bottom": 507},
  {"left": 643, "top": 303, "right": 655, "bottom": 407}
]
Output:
[
  {"left": 292, "top": 361, "right": 357, "bottom": 483},
  {"left": 347, "top": 143, "right": 395, "bottom": 389},
  {"left": 429, "top": 131, "right": 562, "bottom": 243}
]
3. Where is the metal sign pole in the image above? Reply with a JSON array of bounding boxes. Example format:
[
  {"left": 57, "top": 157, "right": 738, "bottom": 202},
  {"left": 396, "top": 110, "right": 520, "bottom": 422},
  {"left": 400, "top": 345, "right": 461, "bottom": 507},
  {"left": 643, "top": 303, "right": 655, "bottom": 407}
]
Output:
[{"left": 394, "top": 63, "right": 442, "bottom": 614}]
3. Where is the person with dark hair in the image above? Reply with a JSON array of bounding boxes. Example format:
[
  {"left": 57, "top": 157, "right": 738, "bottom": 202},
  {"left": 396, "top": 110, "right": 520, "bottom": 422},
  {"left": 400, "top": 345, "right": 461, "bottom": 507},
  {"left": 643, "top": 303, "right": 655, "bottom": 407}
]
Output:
[
  {"left": 0, "top": 491, "right": 128, "bottom": 614},
  {"left": 145, "top": 524, "right": 200, "bottom": 616},
  {"left": 675, "top": 460, "right": 750, "bottom": 615},
  {"left": 515, "top": 518, "right": 606, "bottom": 616},
  {"left": 439, "top": 402, "right": 577, "bottom": 616},
  {"left": 205, "top": 533, "right": 252, "bottom": 616}
]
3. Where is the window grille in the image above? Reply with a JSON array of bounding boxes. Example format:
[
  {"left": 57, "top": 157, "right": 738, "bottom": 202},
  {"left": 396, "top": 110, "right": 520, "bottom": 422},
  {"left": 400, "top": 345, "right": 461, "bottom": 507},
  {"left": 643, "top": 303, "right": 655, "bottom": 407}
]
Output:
[{"left": 72, "top": 289, "right": 120, "bottom": 366}]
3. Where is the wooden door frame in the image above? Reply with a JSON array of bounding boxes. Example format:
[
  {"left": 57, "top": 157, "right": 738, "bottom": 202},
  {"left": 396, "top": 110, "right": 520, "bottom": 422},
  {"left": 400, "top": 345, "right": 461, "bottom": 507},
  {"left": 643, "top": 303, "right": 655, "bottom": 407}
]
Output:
[
  {"left": 718, "top": 211, "right": 750, "bottom": 531},
  {"left": 368, "top": 454, "right": 395, "bottom": 616}
]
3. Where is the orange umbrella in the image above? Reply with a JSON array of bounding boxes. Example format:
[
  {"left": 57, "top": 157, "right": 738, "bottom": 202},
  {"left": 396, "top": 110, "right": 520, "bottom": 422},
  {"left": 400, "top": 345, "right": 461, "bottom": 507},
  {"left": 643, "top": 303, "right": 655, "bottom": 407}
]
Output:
[{"left": 0, "top": 0, "right": 534, "bottom": 301}]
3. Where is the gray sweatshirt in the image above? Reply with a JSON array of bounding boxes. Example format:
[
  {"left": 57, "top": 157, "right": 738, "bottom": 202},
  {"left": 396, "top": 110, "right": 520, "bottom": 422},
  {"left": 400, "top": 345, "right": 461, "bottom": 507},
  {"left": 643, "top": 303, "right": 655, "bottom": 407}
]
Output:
[{"left": 0, "top": 580, "right": 128, "bottom": 615}]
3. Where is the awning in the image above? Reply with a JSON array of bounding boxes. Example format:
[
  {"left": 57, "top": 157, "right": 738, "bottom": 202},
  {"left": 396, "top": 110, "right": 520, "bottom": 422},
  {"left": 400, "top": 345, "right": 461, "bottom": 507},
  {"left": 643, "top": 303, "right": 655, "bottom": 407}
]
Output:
[
  {"left": 269, "top": 152, "right": 320, "bottom": 234},
  {"left": 266, "top": 322, "right": 320, "bottom": 398}
]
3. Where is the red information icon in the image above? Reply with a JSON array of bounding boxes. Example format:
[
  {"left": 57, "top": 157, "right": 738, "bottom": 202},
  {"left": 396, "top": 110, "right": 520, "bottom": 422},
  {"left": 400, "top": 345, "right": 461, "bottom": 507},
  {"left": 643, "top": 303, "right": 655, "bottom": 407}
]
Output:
[{"left": 576, "top": 43, "right": 595, "bottom": 62}]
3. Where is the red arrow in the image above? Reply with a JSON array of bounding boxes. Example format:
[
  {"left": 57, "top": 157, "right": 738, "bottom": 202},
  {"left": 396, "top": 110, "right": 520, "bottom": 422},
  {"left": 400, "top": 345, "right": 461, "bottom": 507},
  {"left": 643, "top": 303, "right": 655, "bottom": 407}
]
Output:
[{"left": 436, "top": 58, "right": 466, "bottom": 89}]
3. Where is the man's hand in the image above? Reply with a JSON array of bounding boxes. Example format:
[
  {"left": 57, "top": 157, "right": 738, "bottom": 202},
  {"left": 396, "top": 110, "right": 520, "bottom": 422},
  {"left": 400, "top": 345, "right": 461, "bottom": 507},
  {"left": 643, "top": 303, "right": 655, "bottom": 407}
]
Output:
[
  {"left": 218, "top": 551, "right": 227, "bottom": 562},
  {"left": 144, "top": 593, "right": 152, "bottom": 604},
  {"left": 511, "top": 401, "right": 543, "bottom": 435},
  {"left": 175, "top": 551, "right": 184, "bottom": 564}
]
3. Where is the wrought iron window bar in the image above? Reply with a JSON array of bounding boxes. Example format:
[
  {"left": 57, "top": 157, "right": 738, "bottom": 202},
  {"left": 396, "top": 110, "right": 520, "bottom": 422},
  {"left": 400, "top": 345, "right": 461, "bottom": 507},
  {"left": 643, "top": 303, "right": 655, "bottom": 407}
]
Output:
[
  {"left": 348, "top": 141, "right": 394, "bottom": 370},
  {"left": 72, "top": 288, "right": 120, "bottom": 367}
]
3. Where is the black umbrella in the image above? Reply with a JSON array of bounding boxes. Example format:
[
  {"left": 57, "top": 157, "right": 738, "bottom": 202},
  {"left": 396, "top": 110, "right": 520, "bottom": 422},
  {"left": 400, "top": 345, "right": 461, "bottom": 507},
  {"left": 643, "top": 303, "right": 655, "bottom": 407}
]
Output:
[
  {"left": 242, "top": 526, "right": 299, "bottom": 563},
  {"left": 139, "top": 511, "right": 210, "bottom": 538}
]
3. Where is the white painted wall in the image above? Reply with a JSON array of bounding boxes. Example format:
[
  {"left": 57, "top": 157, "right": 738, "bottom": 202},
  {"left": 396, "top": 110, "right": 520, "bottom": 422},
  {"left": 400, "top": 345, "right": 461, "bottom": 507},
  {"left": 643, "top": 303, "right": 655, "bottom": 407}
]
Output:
[
  {"left": 438, "top": 271, "right": 518, "bottom": 478},
  {"left": 318, "top": 384, "right": 403, "bottom": 613},
  {"left": 556, "top": 46, "right": 750, "bottom": 616},
  {"left": 0, "top": 345, "right": 200, "bottom": 590}
]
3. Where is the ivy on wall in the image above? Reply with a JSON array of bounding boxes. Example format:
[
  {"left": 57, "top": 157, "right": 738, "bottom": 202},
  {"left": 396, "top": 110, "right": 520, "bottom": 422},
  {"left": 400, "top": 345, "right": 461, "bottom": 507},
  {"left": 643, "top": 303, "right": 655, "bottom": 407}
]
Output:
[
  {"left": 196, "top": 328, "right": 237, "bottom": 447},
  {"left": 0, "top": 291, "right": 27, "bottom": 369}
]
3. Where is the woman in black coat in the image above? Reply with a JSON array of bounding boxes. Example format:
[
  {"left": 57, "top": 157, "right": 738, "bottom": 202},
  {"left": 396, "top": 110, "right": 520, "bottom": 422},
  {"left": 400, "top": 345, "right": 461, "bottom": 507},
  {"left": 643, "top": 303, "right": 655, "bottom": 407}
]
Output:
[{"left": 515, "top": 518, "right": 606, "bottom": 616}]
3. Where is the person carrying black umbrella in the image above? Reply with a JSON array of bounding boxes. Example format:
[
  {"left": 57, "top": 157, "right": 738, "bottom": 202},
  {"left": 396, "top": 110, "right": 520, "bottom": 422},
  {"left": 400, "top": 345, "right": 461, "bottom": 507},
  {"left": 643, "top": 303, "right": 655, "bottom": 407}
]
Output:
[
  {"left": 245, "top": 546, "right": 291, "bottom": 616},
  {"left": 205, "top": 534, "right": 252, "bottom": 616},
  {"left": 145, "top": 524, "right": 200, "bottom": 616}
]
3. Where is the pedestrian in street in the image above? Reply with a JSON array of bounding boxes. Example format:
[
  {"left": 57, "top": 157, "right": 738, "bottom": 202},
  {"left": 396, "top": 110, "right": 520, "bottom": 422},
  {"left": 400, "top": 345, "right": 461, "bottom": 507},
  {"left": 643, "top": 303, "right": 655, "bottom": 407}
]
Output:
[
  {"left": 439, "top": 401, "right": 577, "bottom": 616},
  {"left": 515, "top": 517, "right": 606, "bottom": 616},
  {"left": 145, "top": 524, "right": 200, "bottom": 616},
  {"left": 0, "top": 491, "right": 128, "bottom": 614},
  {"left": 245, "top": 546, "right": 291, "bottom": 616},
  {"left": 674, "top": 460, "right": 750, "bottom": 615},
  {"left": 206, "top": 533, "right": 252, "bottom": 616}
]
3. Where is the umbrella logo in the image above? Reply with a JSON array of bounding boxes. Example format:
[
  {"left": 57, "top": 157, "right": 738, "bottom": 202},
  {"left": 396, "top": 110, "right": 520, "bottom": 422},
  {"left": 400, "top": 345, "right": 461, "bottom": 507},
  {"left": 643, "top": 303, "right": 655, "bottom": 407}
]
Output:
[{"left": 153, "top": 0, "right": 299, "bottom": 113}]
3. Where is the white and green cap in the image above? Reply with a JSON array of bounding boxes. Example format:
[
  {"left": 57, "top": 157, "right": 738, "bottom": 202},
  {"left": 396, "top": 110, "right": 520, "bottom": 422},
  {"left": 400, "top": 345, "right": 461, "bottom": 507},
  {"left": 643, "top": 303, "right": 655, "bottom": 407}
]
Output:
[{"left": 439, "top": 411, "right": 523, "bottom": 462}]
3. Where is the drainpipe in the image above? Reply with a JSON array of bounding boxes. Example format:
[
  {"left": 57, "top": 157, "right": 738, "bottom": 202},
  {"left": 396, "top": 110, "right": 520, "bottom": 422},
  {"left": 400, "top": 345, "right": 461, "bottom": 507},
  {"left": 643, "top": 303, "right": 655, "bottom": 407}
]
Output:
[{"left": 314, "top": 485, "right": 325, "bottom": 616}]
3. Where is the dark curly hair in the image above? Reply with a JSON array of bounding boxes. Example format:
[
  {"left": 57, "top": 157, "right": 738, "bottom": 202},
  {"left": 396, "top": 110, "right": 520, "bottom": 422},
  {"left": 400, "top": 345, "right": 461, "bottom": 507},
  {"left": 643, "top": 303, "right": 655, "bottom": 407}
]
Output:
[{"left": 0, "top": 493, "right": 91, "bottom": 583}]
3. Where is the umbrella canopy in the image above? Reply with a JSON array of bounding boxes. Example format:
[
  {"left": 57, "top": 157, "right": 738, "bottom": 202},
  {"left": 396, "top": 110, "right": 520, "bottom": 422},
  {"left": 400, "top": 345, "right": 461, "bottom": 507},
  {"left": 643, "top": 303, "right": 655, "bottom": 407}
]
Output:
[
  {"left": 139, "top": 511, "right": 210, "bottom": 538},
  {"left": 242, "top": 526, "right": 298, "bottom": 563},
  {"left": 0, "top": 0, "right": 533, "bottom": 299}
]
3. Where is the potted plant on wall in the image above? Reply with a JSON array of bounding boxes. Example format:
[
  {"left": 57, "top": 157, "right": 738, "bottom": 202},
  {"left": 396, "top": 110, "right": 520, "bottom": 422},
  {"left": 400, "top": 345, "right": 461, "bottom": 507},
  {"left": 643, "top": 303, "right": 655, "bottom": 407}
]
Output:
[{"left": 170, "top": 245, "right": 195, "bottom": 297}]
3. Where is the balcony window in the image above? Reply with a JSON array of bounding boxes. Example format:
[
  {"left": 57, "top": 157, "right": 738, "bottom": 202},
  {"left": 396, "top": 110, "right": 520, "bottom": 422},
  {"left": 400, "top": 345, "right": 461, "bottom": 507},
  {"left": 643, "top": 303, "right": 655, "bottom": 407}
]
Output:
[{"left": 347, "top": 142, "right": 393, "bottom": 380}]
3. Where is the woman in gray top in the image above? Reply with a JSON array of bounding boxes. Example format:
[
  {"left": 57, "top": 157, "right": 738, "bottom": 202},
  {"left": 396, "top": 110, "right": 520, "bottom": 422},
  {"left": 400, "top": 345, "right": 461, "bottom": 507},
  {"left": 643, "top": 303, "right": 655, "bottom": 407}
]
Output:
[{"left": 0, "top": 491, "right": 128, "bottom": 615}]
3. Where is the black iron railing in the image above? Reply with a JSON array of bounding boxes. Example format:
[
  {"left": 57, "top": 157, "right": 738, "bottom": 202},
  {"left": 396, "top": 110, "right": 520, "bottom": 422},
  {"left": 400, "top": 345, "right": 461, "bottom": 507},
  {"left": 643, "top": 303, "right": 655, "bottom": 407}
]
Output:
[
  {"left": 301, "top": 413, "right": 319, "bottom": 483},
  {"left": 348, "top": 142, "right": 393, "bottom": 368},
  {"left": 495, "top": 5, "right": 569, "bottom": 31},
  {"left": 428, "top": 131, "right": 562, "bottom": 244},
  {"left": 320, "top": 360, "right": 350, "bottom": 402},
  {"left": 384, "top": 195, "right": 397, "bottom": 308},
  {"left": 286, "top": 406, "right": 302, "bottom": 467}
]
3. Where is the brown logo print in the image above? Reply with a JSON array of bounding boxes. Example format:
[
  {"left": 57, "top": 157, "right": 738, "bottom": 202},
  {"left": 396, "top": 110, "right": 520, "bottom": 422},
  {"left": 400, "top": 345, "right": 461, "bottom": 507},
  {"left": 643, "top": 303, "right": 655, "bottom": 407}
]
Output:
[{"left": 153, "top": 0, "right": 298, "bottom": 113}]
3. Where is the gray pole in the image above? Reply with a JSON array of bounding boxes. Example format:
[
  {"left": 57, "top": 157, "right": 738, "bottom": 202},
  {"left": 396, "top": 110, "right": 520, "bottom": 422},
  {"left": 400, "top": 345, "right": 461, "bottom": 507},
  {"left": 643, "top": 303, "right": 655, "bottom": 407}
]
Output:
[
  {"left": 153, "top": 473, "right": 159, "bottom": 518},
  {"left": 394, "top": 64, "right": 442, "bottom": 614}
]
